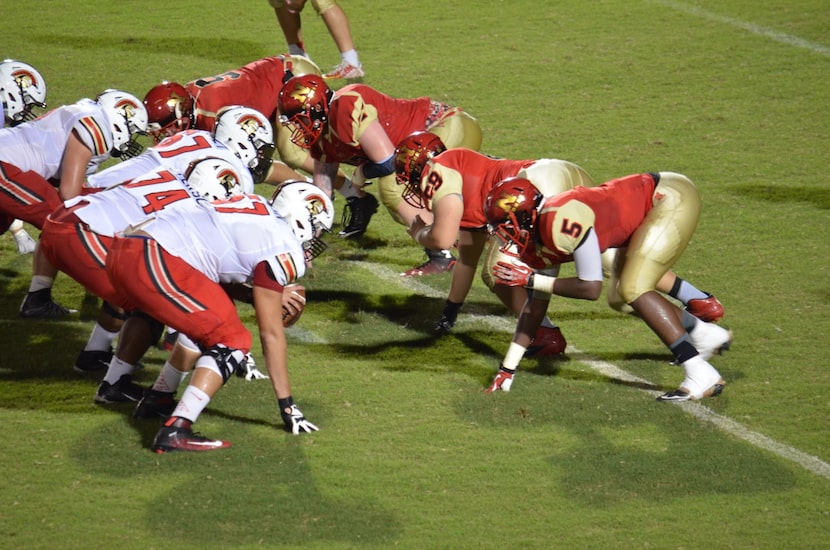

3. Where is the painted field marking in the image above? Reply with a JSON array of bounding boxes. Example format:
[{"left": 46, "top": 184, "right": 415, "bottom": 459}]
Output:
[
  {"left": 352, "top": 260, "right": 830, "bottom": 481},
  {"left": 650, "top": 0, "right": 830, "bottom": 57}
]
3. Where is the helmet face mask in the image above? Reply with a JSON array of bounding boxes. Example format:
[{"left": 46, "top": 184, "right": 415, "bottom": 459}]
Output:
[
  {"left": 393, "top": 132, "right": 447, "bottom": 209},
  {"left": 184, "top": 156, "right": 244, "bottom": 201},
  {"left": 0, "top": 60, "right": 47, "bottom": 125},
  {"left": 96, "top": 89, "right": 149, "bottom": 160},
  {"left": 213, "top": 106, "right": 275, "bottom": 183},
  {"left": 277, "top": 74, "right": 331, "bottom": 149},
  {"left": 269, "top": 181, "right": 335, "bottom": 261},
  {"left": 143, "top": 81, "right": 194, "bottom": 144},
  {"left": 484, "top": 177, "right": 542, "bottom": 257}
]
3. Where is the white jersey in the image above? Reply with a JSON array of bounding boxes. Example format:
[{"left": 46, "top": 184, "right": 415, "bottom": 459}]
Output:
[
  {"left": 65, "top": 167, "right": 202, "bottom": 237},
  {"left": 138, "top": 193, "right": 305, "bottom": 286},
  {"left": 87, "top": 129, "right": 254, "bottom": 193},
  {"left": 0, "top": 99, "right": 112, "bottom": 179}
]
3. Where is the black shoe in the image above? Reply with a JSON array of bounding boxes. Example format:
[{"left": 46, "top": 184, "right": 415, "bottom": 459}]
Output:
[
  {"left": 338, "top": 194, "right": 378, "bottom": 239},
  {"left": 19, "top": 289, "right": 78, "bottom": 319},
  {"left": 74, "top": 348, "right": 113, "bottom": 373},
  {"left": 134, "top": 389, "right": 178, "bottom": 419},
  {"left": 152, "top": 424, "right": 231, "bottom": 453},
  {"left": 95, "top": 374, "right": 145, "bottom": 404}
]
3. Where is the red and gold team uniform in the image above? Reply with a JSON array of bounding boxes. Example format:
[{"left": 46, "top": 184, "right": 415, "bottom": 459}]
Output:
[
  {"left": 313, "top": 84, "right": 483, "bottom": 213},
  {"left": 107, "top": 194, "right": 305, "bottom": 351}
]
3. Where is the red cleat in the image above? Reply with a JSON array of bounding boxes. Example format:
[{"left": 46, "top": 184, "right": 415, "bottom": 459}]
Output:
[
  {"left": 525, "top": 326, "right": 567, "bottom": 357},
  {"left": 686, "top": 294, "right": 724, "bottom": 323}
]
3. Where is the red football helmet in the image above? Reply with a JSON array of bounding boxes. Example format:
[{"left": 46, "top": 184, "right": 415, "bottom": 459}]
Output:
[
  {"left": 143, "top": 81, "right": 194, "bottom": 143},
  {"left": 277, "top": 74, "right": 332, "bottom": 149},
  {"left": 485, "top": 177, "right": 542, "bottom": 256},
  {"left": 394, "top": 132, "right": 447, "bottom": 209}
]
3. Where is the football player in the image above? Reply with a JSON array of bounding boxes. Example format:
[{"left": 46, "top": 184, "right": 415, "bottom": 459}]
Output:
[
  {"left": 141, "top": 54, "right": 346, "bottom": 187},
  {"left": 278, "top": 74, "right": 483, "bottom": 274},
  {"left": 0, "top": 59, "right": 48, "bottom": 254},
  {"left": 76, "top": 106, "right": 274, "bottom": 372},
  {"left": 394, "top": 134, "right": 725, "bottom": 350},
  {"left": 105, "top": 182, "right": 334, "bottom": 452},
  {"left": 484, "top": 173, "right": 732, "bottom": 401},
  {"left": 0, "top": 89, "right": 148, "bottom": 318}
]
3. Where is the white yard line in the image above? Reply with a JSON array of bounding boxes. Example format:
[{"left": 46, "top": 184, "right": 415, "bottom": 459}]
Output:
[
  {"left": 649, "top": 0, "right": 830, "bottom": 57},
  {"left": 356, "top": 261, "right": 830, "bottom": 480}
]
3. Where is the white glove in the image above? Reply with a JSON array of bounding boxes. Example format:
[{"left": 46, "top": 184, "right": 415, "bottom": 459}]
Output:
[
  {"left": 281, "top": 404, "right": 319, "bottom": 435},
  {"left": 236, "top": 353, "right": 269, "bottom": 381}
]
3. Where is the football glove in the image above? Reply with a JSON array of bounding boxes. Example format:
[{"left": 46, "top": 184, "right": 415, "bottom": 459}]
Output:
[
  {"left": 236, "top": 353, "right": 269, "bottom": 381},
  {"left": 493, "top": 260, "right": 534, "bottom": 288},
  {"left": 281, "top": 404, "right": 319, "bottom": 435},
  {"left": 486, "top": 365, "right": 516, "bottom": 393}
]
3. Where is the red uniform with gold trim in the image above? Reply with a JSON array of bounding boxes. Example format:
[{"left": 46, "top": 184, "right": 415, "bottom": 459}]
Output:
[
  {"left": 0, "top": 100, "right": 112, "bottom": 228},
  {"left": 311, "top": 84, "right": 434, "bottom": 165},
  {"left": 185, "top": 57, "right": 289, "bottom": 132},
  {"left": 533, "top": 173, "right": 657, "bottom": 265},
  {"left": 422, "top": 148, "right": 533, "bottom": 229},
  {"left": 106, "top": 193, "right": 305, "bottom": 351}
]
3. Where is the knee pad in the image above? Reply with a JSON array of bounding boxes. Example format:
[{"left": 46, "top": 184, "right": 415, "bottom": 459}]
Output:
[{"left": 203, "top": 344, "right": 246, "bottom": 384}]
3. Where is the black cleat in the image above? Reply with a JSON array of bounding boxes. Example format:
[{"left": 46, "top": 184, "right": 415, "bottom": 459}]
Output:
[
  {"left": 95, "top": 375, "right": 145, "bottom": 404},
  {"left": 74, "top": 348, "right": 113, "bottom": 373},
  {"left": 19, "top": 289, "right": 77, "bottom": 319},
  {"left": 152, "top": 424, "right": 231, "bottom": 453},
  {"left": 134, "top": 389, "right": 178, "bottom": 419},
  {"left": 338, "top": 194, "right": 378, "bottom": 239}
]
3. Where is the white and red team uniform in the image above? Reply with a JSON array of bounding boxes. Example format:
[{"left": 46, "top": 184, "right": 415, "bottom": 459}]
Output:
[
  {"left": 86, "top": 129, "right": 254, "bottom": 193},
  {"left": 0, "top": 100, "right": 113, "bottom": 228},
  {"left": 40, "top": 167, "right": 206, "bottom": 307},
  {"left": 186, "top": 56, "right": 290, "bottom": 132},
  {"left": 107, "top": 193, "right": 305, "bottom": 352}
]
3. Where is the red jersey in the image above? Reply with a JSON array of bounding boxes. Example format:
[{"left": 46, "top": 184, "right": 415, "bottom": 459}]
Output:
[
  {"left": 534, "top": 173, "right": 657, "bottom": 264},
  {"left": 311, "top": 84, "right": 433, "bottom": 165},
  {"left": 186, "top": 56, "right": 288, "bottom": 132},
  {"left": 425, "top": 149, "right": 533, "bottom": 229}
]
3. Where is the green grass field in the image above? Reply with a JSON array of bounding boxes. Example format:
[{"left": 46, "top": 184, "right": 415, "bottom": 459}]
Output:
[{"left": 1, "top": 1, "right": 828, "bottom": 548}]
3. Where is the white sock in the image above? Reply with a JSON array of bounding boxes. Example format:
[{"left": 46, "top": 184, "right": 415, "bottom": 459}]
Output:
[
  {"left": 84, "top": 323, "right": 119, "bottom": 352},
  {"left": 152, "top": 362, "right": 189, "bottom": 393},
  {"left": 342, "top": 49, "right": 360, "bottom": 67},
  {"left": 338, "top": 177, "right": 360, "bottom": 199},
  {"left": 28, "top": 275, "right": 53, "bottom": 293},
  {"left": 103, "top": 356, "right": 135, "bottom": 384},
  {"left": 288, "top": 43, "right": 306, "bottom": 56},
  {"left": 171, "top": 385, "right": 211, "bottom": 423}
]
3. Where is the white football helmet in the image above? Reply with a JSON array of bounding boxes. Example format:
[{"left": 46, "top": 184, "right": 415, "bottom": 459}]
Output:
[
  {"left": 213, "top": 106, "right": 275, "bottom": 184},
  {"left": 96, "top": 89, "right": 148, "bottom": 159},
  {"left": 270, "top": 181, "right": 334, "bottom": 260},
  {"left": 184, "top": 156, "right": 244, "bottom": 201},
  {"left": 0, "top": 59, "right": 47, "bottom": 125}
]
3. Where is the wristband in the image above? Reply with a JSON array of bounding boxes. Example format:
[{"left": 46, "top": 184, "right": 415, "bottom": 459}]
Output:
[
  {"left": 530, "top": 274, "right": 556, "bottom": 294},
  {"left": 278, "top": 396, "right": 294, "bottom": 412}
]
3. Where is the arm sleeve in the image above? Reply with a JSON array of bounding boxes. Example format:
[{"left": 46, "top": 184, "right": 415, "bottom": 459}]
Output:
[{"left": 572, "top": 228, "right": 604, "bottom": 282}]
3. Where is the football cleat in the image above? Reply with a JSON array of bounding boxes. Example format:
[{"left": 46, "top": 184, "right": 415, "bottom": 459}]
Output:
[
  {"left": 525, "top": 326, "right": 567, "bottom": 357},
  {"left": 94, "top": 375, "right": 145, "bottom": 404},
  {"left": 686, "top": 293, "right": 724, "bottom": 323},
  {"left": 658, "top": 356, "right": 725, "bottom": 402},
  {"left": 434, "top": 314, "right": 456, "bottom": 335},
  {"left": 134, "top": 389, "right": 178, "bottom": 419},
  {"left": 689, "top": 321, "right": 732, "bottom": 361},
  {"left": 74, "top": 348, "right": 113, "bottom": 373},
  {"left": 338, "top": 194, "right": 378, "bottom": 239},
  {"left": 323, "top": 62, "right": 364, "bottom": 80},
  {"left": 19, "top": 289, "right": 78, "bottom": 319},
  {"left": 152, "top": 424, "right": 231, "bottom": 453},
  {"left": 401, "top": 249, "right": 456, "bottom": 277}
]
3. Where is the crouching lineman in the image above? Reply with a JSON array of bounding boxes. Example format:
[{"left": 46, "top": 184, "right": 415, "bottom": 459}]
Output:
[
  {"left": 105, "top": 181, "right": 334, "bottom": 452},
  {"left": 484, "top": 173, "right": 731, "bottom": 401}
]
